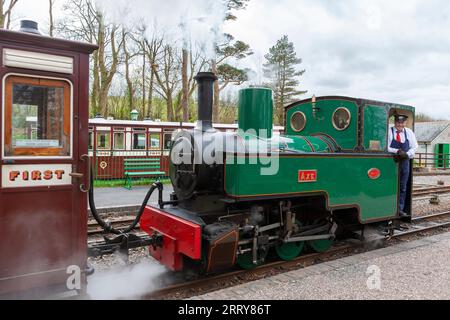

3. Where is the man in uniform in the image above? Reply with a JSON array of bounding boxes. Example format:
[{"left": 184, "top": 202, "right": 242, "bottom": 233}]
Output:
[{"left": 388, "top": 114, "right": 418, "bottom": 217}]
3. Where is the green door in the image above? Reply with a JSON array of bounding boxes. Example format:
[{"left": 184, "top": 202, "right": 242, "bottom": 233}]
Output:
[
  {"left": 435, "top": 144, "right": 450, "bottom": 169},
  {"left": 443, "top": 144, "right": 450, "bottom": 169},
  {"left": 435, "top": 144, "right": 442, "bottom": 168}
]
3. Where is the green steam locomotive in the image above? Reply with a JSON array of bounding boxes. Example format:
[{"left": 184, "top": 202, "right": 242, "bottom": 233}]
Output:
[{"left": 140, "top": 72, "right": 414, "bottom": 273}]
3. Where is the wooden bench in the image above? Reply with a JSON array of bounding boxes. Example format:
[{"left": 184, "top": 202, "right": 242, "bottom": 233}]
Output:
[{"left": 124, "top": 158, "right": 166, "bottom": 190}]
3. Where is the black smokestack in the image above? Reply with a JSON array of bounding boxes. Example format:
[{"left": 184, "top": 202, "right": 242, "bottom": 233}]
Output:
[
  {"left": 19, "top": 20, "right": 41, "bottom": 35},
  {"left": 194, "top": 72, "right": 217, "bottom": 131}
]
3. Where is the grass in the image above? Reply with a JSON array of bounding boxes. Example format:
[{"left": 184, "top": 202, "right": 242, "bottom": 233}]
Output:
[{"left": 94, "top": 178, "right": 172, "bottom": 188}]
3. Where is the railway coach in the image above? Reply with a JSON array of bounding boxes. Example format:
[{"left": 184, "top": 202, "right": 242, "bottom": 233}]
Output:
[
  {"left": 86, "top": 119, "right": 283, "bottom": 180},
  {"left": 0, "top": 21, "right": 97, "bottom": 297}
]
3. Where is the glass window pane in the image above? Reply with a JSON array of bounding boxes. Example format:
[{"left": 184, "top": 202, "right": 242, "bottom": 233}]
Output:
[
  {"left": 149, "top": 134, "right": 160, "bottom": 150},
  {"left": 133, "top": 133, "right": 146, "bottom": 150},
  {"left": 97, "top": 132, "right": 110, "bottom": 150},
  {"left": 291, "top": 112, "right": 306, "bottom": 132},
  {"left": 5, "top": 78, "right": 70, "bottom": 157},
  {"left": 333, "top": 108, "right": 351, "bottom": 131},
  {"left": 164, "top": 133, "right": 173, "bottom": 150},
  {"left": 114, "top": 132, "right": 125, "bottom": 150},
  {"left": 88, "top": 132, "right": 93, "bottom": 150}
]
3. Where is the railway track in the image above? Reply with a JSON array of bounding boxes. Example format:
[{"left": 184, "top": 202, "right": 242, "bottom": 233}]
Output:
[
  {"left": 412, "top": 186, "right": 450, "bottom": 197},
  {"left": 88, "top": 217, "right": 139, "bottom": 235},
  {"left": 138, "top": 210, "right": 450, "bottom": 300},
  {"left": 87, "top": 189, "right": 450, "bottom": 235}
]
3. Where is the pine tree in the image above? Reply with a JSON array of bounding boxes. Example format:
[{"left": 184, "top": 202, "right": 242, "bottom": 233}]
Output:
[{"left": 263, "top": 35, "right": 307, "bottom": 125}]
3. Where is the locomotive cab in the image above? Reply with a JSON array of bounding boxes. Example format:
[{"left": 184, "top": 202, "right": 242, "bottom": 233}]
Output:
[{"left": 286, "top": 97, "right": 416, "bottom": 217}]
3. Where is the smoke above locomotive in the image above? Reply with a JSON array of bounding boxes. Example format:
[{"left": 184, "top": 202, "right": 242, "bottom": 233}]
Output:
[
  {"left": 169, "top": 72, "right": 333, "bottom": 183},
  {"left": 170, "top": 73, "right": 280, "bottom": 174},
  {"left": 96, "top": 0, "right": 227, "bottom": 57}
]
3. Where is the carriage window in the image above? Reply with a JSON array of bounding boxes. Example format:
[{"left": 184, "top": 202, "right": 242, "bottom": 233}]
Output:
[
  {"left": 332, "top": 107, "right": 351, "bottom": 131},
  {"left": 97, "top": 132, "right": 110, "bottom": 150},
  {"left": 4, "top": 76, "right": 71, "bottom": 157},
  {"left": 133, "top": 133, "right": 146, "bottom": 150},
  {"left": 291, "top": 111, "right": 306, "bottom": 132},
  {"left": 149, "top": 134, "right": 161, "bottom": 150},
  {"left": 114, "top": 132, "right": 125, "bottom": 150},
  {"left": 164, "top": 132, "right": 173, "bottom": 150}
]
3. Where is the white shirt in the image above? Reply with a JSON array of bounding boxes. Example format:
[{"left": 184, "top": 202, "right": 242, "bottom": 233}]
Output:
[{"left": 388, "top": 127, "right": 418, "bottom": 159}]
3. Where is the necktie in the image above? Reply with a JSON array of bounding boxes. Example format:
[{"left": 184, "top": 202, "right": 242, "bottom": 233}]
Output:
[{"left": 396, "top": 131, "right": 401, "bottom": 143}]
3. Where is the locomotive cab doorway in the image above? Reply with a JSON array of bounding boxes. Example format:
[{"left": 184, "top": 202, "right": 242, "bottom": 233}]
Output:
[
  {"left": 388, "top": 108, "right": 415, "bottom": 217},
  {"left": 0, "top": 26, "right": 97, "bottom": 297}
]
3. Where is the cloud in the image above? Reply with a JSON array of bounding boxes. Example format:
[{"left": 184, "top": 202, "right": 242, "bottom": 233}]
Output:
[
  {"left": 225, "top": 0, "right": 450, "bottom": 119},
  {"left": 11, "top": 0, "right": 450, "bottom": 119}
]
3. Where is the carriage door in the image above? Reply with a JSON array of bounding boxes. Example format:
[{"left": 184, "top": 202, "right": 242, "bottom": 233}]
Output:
[{"left": 0, "top": 75, "right": 84, "bottom": 294}]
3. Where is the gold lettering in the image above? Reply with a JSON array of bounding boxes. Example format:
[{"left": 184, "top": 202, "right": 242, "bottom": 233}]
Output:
[
  {"left": 31, "top": 171, "right": 42, "bottom": 181},
  {"left": 9, "top": 171, "right": 19, "bottom": 181},
  {"left": 55, "top": 170, "right": 65, "bottom": 180},
  {"left": 43, "top": 170, "right": 53, "bottom": 180}
]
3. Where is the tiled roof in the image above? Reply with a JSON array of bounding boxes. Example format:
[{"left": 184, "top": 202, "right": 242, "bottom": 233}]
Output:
[{"left": 415, "top": 122, "right": 450, "bottom": 143}]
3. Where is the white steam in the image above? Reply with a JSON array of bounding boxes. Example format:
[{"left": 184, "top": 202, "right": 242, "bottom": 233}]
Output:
[
  {"left": 96, "top": 0, "right": 228, "bottom": 58},
  {"left": 87, "top": 260, "right": 167, "bottom": 300}
]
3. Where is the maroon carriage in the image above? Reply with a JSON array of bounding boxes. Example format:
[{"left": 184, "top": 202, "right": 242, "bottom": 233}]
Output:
[
  {"left": 0, "top": 21, "right": 97, "bottom": 297},
  {"left": 87, "top": 120, "right": 253, "bottom": 181}
]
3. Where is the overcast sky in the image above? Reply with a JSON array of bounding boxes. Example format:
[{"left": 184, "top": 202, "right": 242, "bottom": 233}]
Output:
[{"left": 11, "top": 0, "right": 450, "bottom": 119}]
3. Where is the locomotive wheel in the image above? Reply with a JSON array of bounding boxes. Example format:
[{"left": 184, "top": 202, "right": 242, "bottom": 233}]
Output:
[
  {"left": 276, "top": 220, "right": 305, "bottom": 261},
  {"left": 275, "top": 241, "right": 305, "bottom": 261},
  {"left": 308, "top": 238, "right": 334, "bottom": 253}
]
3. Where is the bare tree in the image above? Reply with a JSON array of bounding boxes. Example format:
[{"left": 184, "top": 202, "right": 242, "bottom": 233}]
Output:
[
  {"left": 128, "top": 25, "right": 162, "bottom": 120},
  {"left": 1, "top": 0, "right": 19, "bottom": 29},
  {"left": 96, "top": 17, "right": 123, "bottom": 117},
  {"left": 179, "top": 46, "right": 208, "bottom": 122},
  {"left": 121, "top": 29, "right": 140, "bottom": 116},
  {"left": 57, "top": 0, "right": 124, "bottom": 117},
  {"left": 48, "top": 0, "right": 55, "bottom": 37},
  {"left": 181, "top": 49, "right": 189, "bottom": 122},
  {"left": 152, "top": 45, "right": 181, "bottom": 122},
  {"left": 143, "top": 35, "right": 164, "bottom": 119}
]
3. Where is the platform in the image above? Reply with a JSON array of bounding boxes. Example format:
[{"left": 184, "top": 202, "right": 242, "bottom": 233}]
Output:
[
  {"left": 90, "top": 185, "right": 174, "bottom": 209},
  {"left": 190, "top": 232, "right": 450, "bottom": 300}
]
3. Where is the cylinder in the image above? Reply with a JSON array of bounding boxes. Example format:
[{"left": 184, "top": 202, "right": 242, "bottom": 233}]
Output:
[
  {"left": 194, "top": 72, "right": 218, "bottom": 131},
  {"left": 238, "top": 88, "right": 274, "bottom": 138}
]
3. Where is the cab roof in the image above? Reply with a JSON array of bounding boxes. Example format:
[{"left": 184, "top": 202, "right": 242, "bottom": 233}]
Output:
[{"left": 286, "top": 96, "right": 414, "bottom": 112}]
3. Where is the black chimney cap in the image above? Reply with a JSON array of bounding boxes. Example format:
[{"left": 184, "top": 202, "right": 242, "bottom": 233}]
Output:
[
  {"left": 19, "top": 20, "right": 41, "bottom": 35},
  {"left": 194, "top": 72, "right": 218, "bottom": 82}
]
